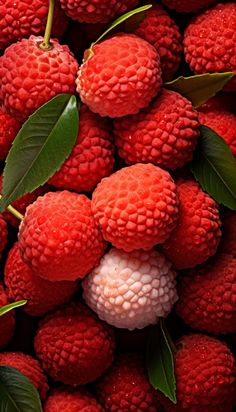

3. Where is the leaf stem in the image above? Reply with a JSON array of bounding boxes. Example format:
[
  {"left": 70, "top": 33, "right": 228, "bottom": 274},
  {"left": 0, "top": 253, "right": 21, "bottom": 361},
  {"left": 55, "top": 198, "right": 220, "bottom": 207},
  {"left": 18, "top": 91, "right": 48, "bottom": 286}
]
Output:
[
  {"left": 39, "top": 0, "right": 55, "bottom": 50},
  {"left": 6, "top": 205, "right": 24, "bottom": 222}
]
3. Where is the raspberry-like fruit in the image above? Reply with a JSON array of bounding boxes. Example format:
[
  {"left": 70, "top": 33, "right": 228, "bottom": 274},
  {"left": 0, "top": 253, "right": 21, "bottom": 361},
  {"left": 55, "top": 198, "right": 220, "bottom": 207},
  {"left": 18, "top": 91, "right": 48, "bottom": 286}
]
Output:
[
  {"left": 92, "top": 163, "right": 179, "bottom": 251},
  {"left": 161, "top": 178, "right": 221, "bottom": 269},
  {"left": 219, "top": 211, "right": 236, "bottom": 256},
  {"left": 134, "top": 5, "right": 182, "bottom": 81},
  {"left": 49, "top": 105, "right": 114, "bottom": 192},
  {"left": 0, "top": 214, "right": 7, "bottom": 258},
  {"left": 157, "top": 334, "right": 236, "bottom": 412},
  {"left": 114, "top": 89, "right": 200, "bottom": 170},
  {"left": 0, "top": 352, "right": 48, "bottom": 400},
  {"left": 0, "top": 283, "right": 15, "bottom": 350},
  {"left": 176, "top": 254, "right": 236, "bottom": 334},
  {"left": 18, "top": 191, "right": 106, "bottom": 281},
  {"left": 44, "top": 387, "right": 104, "bottom": 412},
  {"left": 76, "top": 34, "right": 162, "bottom": 118},
  {"left": 4, "top": 243, "right": 79, "bottom": 317},
  {"left": 0, "top": 36, "right": 78, "bottom": 121},
  {"left": 34, "top": 302, "right": 115, "bottom": 386},
  {"left": 162, "top": 0, "right": 217, "bottom": 13},
  {"left": 83, "top": 248, "right": 178, "bottom": 330},
  {"left": 184, "top": 3, "right": 236, "bottom": 91},
  {"left": 0, "top": 108, "right": 21, "bottom": 160}
]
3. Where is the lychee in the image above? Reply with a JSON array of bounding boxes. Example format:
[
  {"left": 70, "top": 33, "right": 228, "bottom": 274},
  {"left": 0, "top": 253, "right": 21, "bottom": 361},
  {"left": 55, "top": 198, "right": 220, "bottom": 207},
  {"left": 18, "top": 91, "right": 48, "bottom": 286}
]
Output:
[
  {"left": 0, "top": 283, "right": 15, "bottom": 350},
  {"left": 44, "top": 387, "right": 104, "bottom": 412},
  {"left": 34, "top": 302, "right": 115, "bottom": 386},
  {"left": 219, "top": 211, "right": 236, "bottom": 256},
  {"left": 114, "top": 89, "right": 200, "bottom": 170},
  {"left": 162, "top": 0, "right": 217, "bottom": 13},
  {"left": 76, "top": 33, "right": 162, "bottom": 118},
  {"left": 0, "top": 108, "right": 21, "bottom": 160},
  {"left": 91, "top": 163, "right": 179, "bottom": 251},
  {"left": 18, "top": 191, "right": 106, "bottom": 281},
  {"left": 0, "top": 214, "right": 7, "bottom": 257}
]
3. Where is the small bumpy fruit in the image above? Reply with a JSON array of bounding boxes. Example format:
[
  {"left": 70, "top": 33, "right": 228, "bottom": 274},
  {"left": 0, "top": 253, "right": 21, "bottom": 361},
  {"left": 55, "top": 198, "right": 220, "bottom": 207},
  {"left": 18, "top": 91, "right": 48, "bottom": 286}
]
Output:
[
  {"left": 0, "top": 352, "right": 48, "bottom": 400},
  {"left": 184, "top": 2, "right": 236, "bottom": 91},
  {"left": 157, "top": 334, "right": 236, "bottom": 412},
  {"left": 4, "top": 243, "right": 79, "bottom": 317},
  {"left": 176, "top": 254, "right": 236, "bottom": 334},
  {"left": 92, "top": 163, "right": 179, "bottom": 251},
  {"left": 44, "top": 387, "right": 104, "bottom": 412},
  {"left": 114, "top": 89, "right": 199, "bottom": 170},
  {"left": 0, "top": 283, "right": 15, "bottom": 350},
  {"left": 59, "top": 0, "right": 138, "bottom": 23},
  {"left": 161, "top": 178, "right": 221, "bottom": 269},
  {"left": 76, "top": 34, "right": 162, "bottom": 118},
  {"left": 34, "top": 302, "right": 115, "bottom": 386},
  {"left": 0, "top": 108, "right": 21, "bottom": 159},
  {"left": 49, "top": 105, "right": 114, "bottom": 192},
  {"left": 134, "top": 4, "right": 182, "bottom": 81},
  {"left": 0, "top": 214, "right": 7, "bottom": 257},
  {"left": 83, "top": 248, "right": 178, "bottom": 330},
  {"left": 18, "top": 191, "right": 106, "bottom": 281},
  {"left": 219, "top": 211, "right": 236, "bottom": 256},
  {"left": 0, "top": 36, "right": 78, "bottom": 121},
  {"left": 162, "top": 0, "right": 217, "bottom": 13},
  {"left": 96, "top": 353, "right": 160, "bottom": 411}
]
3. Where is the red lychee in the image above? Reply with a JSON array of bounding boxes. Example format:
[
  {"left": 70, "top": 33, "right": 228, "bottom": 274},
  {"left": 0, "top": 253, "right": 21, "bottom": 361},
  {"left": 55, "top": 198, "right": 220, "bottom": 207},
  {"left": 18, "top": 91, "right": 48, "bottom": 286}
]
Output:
[
  {"left": 0, "top": 108, "right": 21, "bottom": 160},
  {"left": 219, "top": 211, "right": 236, "bottom": 256},
  {"left": 0, "top": 214, "right": 8, "bottom": 257},
  {"left": 0, "top": 283, "right": 15, "bottom": 350},
  {"left": 44, "top": 387, "right": 104, "bottom": 412},
  {"left": 162, "top": 0, "right": 217, "bottom": 13}
]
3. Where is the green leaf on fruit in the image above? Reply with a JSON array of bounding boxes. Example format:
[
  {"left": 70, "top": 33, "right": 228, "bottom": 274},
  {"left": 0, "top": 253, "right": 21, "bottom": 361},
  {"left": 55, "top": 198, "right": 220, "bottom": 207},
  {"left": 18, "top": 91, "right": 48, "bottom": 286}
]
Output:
[
  {"left": 165, "top": 72, "right": 234, "bottom": 107},
  {"left": 0, "top": 300, "right": 27, "bottom": 317},
  {"left": 0, "top": 366, "right": 43, "bottom": 412},
  {"left": 191, "top": 125, "right": 236, "bottom": 210},
  {"left": 0, "top": 94, "right": 79, "bottom": 212},
  {"left": 146, "top": 319, "right": 177, "bottom": 404}
]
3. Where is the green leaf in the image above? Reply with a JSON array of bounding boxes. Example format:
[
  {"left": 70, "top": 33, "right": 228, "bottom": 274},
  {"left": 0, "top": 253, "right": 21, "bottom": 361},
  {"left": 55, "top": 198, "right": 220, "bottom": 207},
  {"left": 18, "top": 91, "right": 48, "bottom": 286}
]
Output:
[
  {"left": 165, "top": 72, "right": 233, "bottom": 107},
  {"left": 190, "top": 125, "right": 236, "bottom": 210},
  {"left": 146, "top": 319, "right": 176, "bottom": 404},
  {"left": 0, "top": 366, "right": 43, "bottom": 412},
  {"left": 0, "top": 94, "right": 79, "bottom": 212},
  {"left": 0, "top": 301, "right": 27, "bottom": 317}
]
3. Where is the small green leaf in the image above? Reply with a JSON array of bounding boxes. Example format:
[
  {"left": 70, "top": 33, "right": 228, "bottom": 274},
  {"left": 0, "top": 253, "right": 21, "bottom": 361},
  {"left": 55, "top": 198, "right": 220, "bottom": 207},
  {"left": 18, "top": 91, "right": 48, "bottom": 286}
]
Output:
[
  {"left": 0, "top": 300, "right": 27, "bottom": 317},
  {"left": 165, "top": 72, "right": 233, "bottom": 107},
  {"left": 0, "top": 94, "right": 79, "bottom": 212},
  {"left": 191, "top": 125, "right": 236, "bottom": 210},
  {"left": 0, "top": 366, "right": 43, "bottom": 412},
  {"left": 146, "top": 319, "right": 176, "bottom": 404}
]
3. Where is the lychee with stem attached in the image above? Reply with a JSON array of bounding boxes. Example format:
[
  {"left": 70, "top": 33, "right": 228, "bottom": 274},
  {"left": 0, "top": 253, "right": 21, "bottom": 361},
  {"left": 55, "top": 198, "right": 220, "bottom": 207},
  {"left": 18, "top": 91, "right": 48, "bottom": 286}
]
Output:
[
  {"left": 0, "top": 108, "right": 21, "bottom": 160},
  {"left": 0, "top": 283, "right": 15, "bottom": 350},
  {"left": 44, "top": 387, "right": 104, "bottom": 412}
]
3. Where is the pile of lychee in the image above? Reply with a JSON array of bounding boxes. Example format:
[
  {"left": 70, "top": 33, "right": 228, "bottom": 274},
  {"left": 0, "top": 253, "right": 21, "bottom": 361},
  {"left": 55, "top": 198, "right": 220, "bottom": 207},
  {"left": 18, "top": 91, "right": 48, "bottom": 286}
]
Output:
[{"left": 0, "top": 0, "right": 235, "bottom": 411}]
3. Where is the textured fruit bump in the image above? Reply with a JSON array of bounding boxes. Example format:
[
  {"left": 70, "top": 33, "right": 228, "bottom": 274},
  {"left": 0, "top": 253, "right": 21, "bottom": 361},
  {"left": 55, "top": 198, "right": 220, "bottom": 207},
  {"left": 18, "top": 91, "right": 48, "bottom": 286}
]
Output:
[
  {"left": 0, "top": 108, "right": 21, "bottom": 160},
  {"left": 0, "top": 283, "right": 15, "bottom": 350},
  {"left": 44, "top": 387, "right": 104, "bottom": 412},
  {"left": 162, "top": 0, "right": 217, "bottom": 13}
]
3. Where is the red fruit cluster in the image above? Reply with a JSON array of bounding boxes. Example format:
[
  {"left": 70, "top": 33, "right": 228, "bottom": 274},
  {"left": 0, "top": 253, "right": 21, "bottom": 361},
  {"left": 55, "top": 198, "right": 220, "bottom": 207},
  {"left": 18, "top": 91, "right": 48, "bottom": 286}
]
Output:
[{"left": 44, "top": 387, "right": 104, "bottom": 412}]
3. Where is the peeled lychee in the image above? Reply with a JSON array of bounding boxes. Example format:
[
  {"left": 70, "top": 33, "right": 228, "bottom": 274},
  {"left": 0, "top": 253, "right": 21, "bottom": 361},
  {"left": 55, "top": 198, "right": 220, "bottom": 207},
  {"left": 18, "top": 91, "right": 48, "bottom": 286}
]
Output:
[
  {"left": 92, "top": 163, "right": 179, "bottom": 251},
  {"left": 162, "top": 0, "right": 217, "bottom": 13},
  {"left": 0, "top": 36, "right": 79, "bottom": 121},
  {"left": 0, "top": 108, "right": 21, "bottom": 160},
  {"left": 44, "top": 387, "right": 104, "bottom": 412},
  {"left": 114, "top": 89, "right": 200, "bottom": 170},
  {"left": 34, "top": 302, "right": 115, "bottom": 386},
  {"left": 76, "top": 33, "right": 162, "bottom": 118},
  {"left": 0, "top": 283, "right": 15, "bottom": 350},
  {"left": 18, "top": 191, "right": 106, "bottom": 281},
  {"left": 219, "top": 211, "right": 236, "bottom": 256}
]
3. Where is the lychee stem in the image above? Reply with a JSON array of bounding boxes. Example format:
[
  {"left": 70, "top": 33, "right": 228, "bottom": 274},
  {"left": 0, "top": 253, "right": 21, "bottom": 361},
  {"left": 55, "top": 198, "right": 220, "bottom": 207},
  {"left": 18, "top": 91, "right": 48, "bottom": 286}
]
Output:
[
  {"left": 6, "top": 205, "right": 24, "bottom": 221},
  {"left": 40, "top": 0, "right": 55, "bottom": 50}
]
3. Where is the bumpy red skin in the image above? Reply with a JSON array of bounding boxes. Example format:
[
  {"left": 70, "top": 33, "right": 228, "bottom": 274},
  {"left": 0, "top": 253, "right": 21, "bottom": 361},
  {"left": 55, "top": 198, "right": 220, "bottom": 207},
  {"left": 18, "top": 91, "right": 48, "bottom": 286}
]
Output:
[
  {"left": 0, "top": 214, "right": 7, "bottom": 257},
  {"left": 49, "top": 105, "right": 114, "bottom": 192},
  {"left": 92, "top": 163, "right": 179, "bottom": 252},
  {"left": 4, "top": 243, "right": 78, "bottom": 317},
  {"left": 114, "top": 89, "right": 200, "bottom": 170},
  {"left": 0, "top": 352, "right": 48, "bottom": 400},
  {"left": 161, "top": 178, "right": 221, "bottom": 269},
  {"left": 0, "top": 108, "right": 21, "bottom": 159},
  {"left": 59, "top": 0, "right": 138, "bottom": 23},
  {"left": 18, "top": 191, "right": 106, "bottom": 281},
  {"left": 44, "top": 387, "right": 104, "bottom": 412},
  {"left": 184, "top": 3, "right": 236, "bottom": 91},
  {"left": 162, "top": 0, "right": 217, "bottom": 13},
  {"left": 219, "top": 211, "right": 236, "bottom": 256},
  {"left": 96, "top": 353, "right": 160, "bottom": 411},
  {"left": 134, "top": 5, "right": 182, "bottom": 82},
  {"left": 34, "top": 303, "right": 115, "bottom": 386},
  {"left": 176, "top": 254, "right": 236, "bottom": 334},
  {"left": 0, "top": 283, "right": 15, "bottom": 350},
  {"left": 0, "top": 36, "right": 79, "bottom": 121},
  {"left": 0, "top": 0, "right": 68, "bottom": 50},
  {"left": 76, "top": 34, "right": 162, "bottom": 118},
  {"left": 157, "top": 334, "right": 236, "bottom": 412}
]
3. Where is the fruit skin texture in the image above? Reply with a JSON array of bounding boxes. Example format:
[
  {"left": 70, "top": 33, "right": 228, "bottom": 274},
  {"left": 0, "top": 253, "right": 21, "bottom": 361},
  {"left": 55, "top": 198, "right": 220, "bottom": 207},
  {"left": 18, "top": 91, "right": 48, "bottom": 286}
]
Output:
[
  {"left": 59, "top": 0, "right": 138, "bottom": 23},
  {"left": 83, "top": 248, "right": 178, "bottom": 330},
  {"left": 0, "top": 36, "right": 79, "bottom": 121},
  {"left": 161, "top": 178, "right": 221, "bottom": 269},
  {"left": 96, "top": 353, "right": 160, "bottom": 411},
  {"left": 44, "top": 387, "right": 104, "bottom": 412},
  {"left": 0, "top": 352, "right": 49, "bottom": 400},
  {"left": 34, "top": 302, "right": 115, "bottom": 386},
  {"left": 176, "top": 254, "right": 236, "bottom": 334},
  {"left": 76, "top": 34, "right": 162, "bottom": 118},
  {"left": 0, "top": 283, "right": 15, "bottom": 350},
  {"left": 157, "top": 334, "right": 236, "bottom": 412},
  {"left": 0, "top": 214, "right": 8, "bottom": 258},
  {"left": 92, "top": 163, "right": 179, "bottom": 252},
  {"left": 4, "top": 243, "right": 79, "bottom": 317},
  {"left": 49, "top": 105, "right": 114, "bottom": 192},
  {"left": 134, "top": 5, "right": 182, "bottom": 82},
  {"left": 18, "top": 191, "right": 106, "bottom": 281},
  {"left": 184, "top": 3, "right": 236, "bottom": 91},
  {"left": 219, "top": 211, "right": 236, "bottom": 256},
  {"left": 114, "top": 89, "right": 200, "bottom": 170},
  {"left": 0, "top": 108, "right": 21, "bottom": 160},
  {"left": 0, "top": 0, "right": 68, "bottom": 50},
  {"left": 162, "top": 0, "right": 217, "bottom": 13}
]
